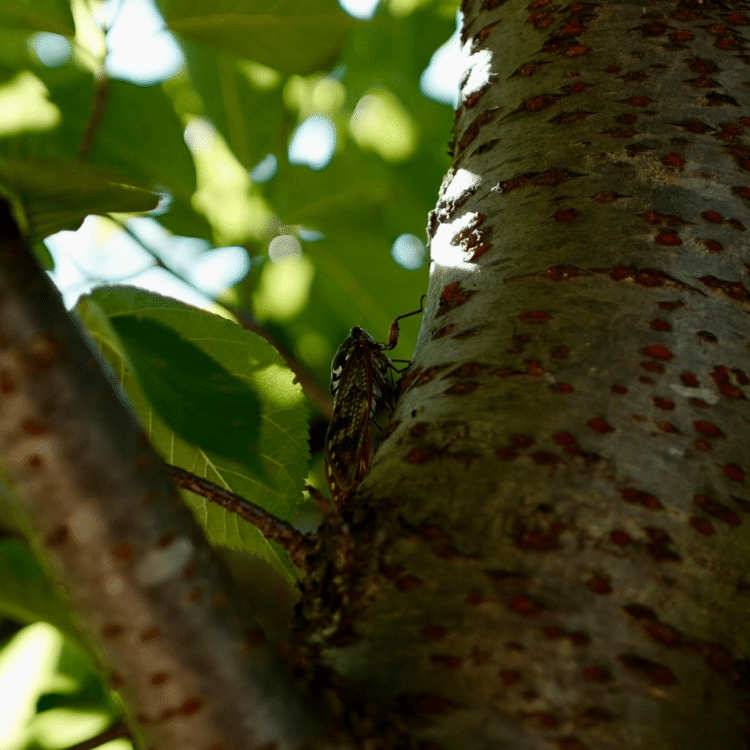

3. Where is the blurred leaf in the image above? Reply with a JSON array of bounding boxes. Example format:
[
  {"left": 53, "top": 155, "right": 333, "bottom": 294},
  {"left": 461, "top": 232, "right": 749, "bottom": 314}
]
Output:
[
  {"left": 76, "top": 287, "right": 308, "bottom": 581},
  {"left": 13, "top": 65, "right": 210, "bottom": 241},
  {"left": 0, "top": 0, "right": 75, "bottom": 35},
  {"left": 0, "top": 158, "right": 158, "bottom": 242},
  {"left": 160, "top": 0, "right": 355, "bottom": 75},
  {"left": 0, "top": 28, "right": 37, "bottom": 84},
  {"left": 109, "top": 315, "right": 264, "bottom": 475},
  {"left": 0, "top": 539, "right": 85, "bottom": 650},
  {"left": 179, "top": 36, "right": 288, "bottom": 171}
]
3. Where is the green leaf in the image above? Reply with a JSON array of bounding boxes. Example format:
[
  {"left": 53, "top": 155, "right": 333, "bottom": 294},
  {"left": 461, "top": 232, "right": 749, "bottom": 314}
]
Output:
[
  {"left": 179, "top": 36, "right": 287, "bottom": 171},
  {"left": 0, "top": 158, "right": 159, "bottom": 242},
  {"left": 0, "top": 539, "right": 84, "bottom": 650},
  {"left": 14, "top": 65, "right": 209, "bottom": 241},
  {"left": 0, "top": 0, "right": 75, "bottom": 35},
  {"left": 160, "top": 0, "right": 355, "bottom": 75},
  {"left": 109, "top": 314, "right": 264, "bottom": 476},
  {"left": 76, "top": 287, "right": 309, "bottom": 581}
]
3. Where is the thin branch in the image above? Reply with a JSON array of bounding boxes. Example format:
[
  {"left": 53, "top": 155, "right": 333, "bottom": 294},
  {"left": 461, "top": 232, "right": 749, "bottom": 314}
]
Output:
[
  {"left": 78, "top": 70, "right": 109, "bottom": 161},
  {"left": 167, "top": 464, "right": 313, "bottom": 570}
]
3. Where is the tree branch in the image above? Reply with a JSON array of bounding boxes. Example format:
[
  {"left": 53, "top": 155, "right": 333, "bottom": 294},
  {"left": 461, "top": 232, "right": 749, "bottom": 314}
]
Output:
[{"left": 0, "top": 197, "right": 325, "bottom": 749}]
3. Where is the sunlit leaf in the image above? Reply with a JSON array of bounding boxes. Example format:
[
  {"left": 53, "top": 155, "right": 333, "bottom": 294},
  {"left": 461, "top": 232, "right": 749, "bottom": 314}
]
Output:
[{"left": 76, "top": 287, "right": 308, "bottom": 581}]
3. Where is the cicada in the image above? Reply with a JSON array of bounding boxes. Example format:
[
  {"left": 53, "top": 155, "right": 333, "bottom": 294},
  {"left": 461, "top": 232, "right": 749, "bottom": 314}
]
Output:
[{"left": 324, "top": 299, "right": 424, "bottom": 506}]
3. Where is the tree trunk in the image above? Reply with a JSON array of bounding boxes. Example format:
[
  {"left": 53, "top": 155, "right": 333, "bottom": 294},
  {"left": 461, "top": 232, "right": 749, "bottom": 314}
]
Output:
[{"left": 298, "top": 1, "right": 750, "bottom": 748}]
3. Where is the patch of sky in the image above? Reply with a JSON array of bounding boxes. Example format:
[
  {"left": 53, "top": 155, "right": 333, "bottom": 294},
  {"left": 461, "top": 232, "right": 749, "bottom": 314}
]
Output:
[
  {"left": 288, "top": 115, "right": 337, "bottom": 170},
  {"left": 391, "top": 233, "right": 426, "bottom": 270}
]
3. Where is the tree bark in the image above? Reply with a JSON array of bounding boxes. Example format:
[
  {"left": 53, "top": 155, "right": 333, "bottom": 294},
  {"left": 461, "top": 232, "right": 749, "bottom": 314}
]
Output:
[{"left": 298, "top": 1, "right": 750, "bottom": 748}]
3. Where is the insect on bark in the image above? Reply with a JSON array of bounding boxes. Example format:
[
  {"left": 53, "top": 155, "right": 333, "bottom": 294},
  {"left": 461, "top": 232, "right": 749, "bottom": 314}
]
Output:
[{"left": 324, "top": 297, "right": 425, "bottom": 507}]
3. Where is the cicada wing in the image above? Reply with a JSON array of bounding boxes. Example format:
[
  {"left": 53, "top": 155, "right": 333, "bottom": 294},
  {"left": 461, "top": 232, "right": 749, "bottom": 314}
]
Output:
[{"left": 324, "top": 339, "right": 374, "bottom": 501}]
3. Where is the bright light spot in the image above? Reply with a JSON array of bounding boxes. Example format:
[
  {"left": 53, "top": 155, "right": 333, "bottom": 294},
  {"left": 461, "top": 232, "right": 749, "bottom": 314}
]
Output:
[
  {"left": 311, "top": 78, "right": 346, "bottom": 113},
  {"left": 254, "top": 254, "right": 314, "bottom": 320},
  {"left": 391, "top": 233, "right": 426, "bottom": 270},
  {"left": 0, "top": 71, "right": 59, "bottom": 136},
  {"left": 188, "top": 246, "right": 250, "bottom": 293},
  {"left": 184, "top": 117, "right": 216, "bottom": 155},
  {"left": 338, "top": 0, "right": 379, "bottom": 19},
  {"left": 430, "top": 211, "right": 483, "bottom": 272},
  {"left": 462, "top": 48, "right": 493, "bottom": 103},
  {"left": 250, "top": 154, "right": 278, "bottom": 183},
  {"left": 288, "top": 116, "right": 337, "bottom": 170},
  {"left": 350, "top": 89, "right": 416, "bottom": 162},
  {"left": 420, "top": 20, "right": 462, "bottom": 106},
  {"left": 29, "top": 33, "right": 71, "bottom": 67},
  {"left": 443, "top": 168, "right": 481, "bottom": 202},
  {"left": 268, "top": 235, "right": 302, "bottom": 263},
  {"left": 0, "top": 623, "right": 63, "bottom": 750},
  {"left": 298, "top": 228, "right": 324, "bottom": 242},
  {"left": 103, "top": 0, "right": 184, "bottom": 84}
]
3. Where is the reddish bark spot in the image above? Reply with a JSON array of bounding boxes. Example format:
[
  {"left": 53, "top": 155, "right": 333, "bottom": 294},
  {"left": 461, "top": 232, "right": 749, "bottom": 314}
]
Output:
[
  {"left": 641, "top": 360, "right": 664, "bottom": 373},
  {"left": 643, "top": 345, "right": 674, "bottom": 362},
  {"left": 566, "top": 45, "right": 590, "bottom": 57},
  {"left": 662, "top": 152, "right": 686, "bottom": 166},
  {"left": 509, "top": 594, "right": 542, "bottom": 616},
  {"left": 611, "top": 384, "right": 628, "bottom": 394},
  {"left": 422, "top": 625, "right": 449, "bottom": 641},
  {"left": 680, "top": 372, "right": 699, "bottom": 387},
  {"left": 21, "top": 418, "right": 47, "bottom": 436},
  {"left": 619, "top": 654, "right": 677, "bottom": 684},
  {"left": 655, "top": 231, "right": 682, "bottom": 246},
  {"left": 518, "top": 310, "right": 552, "bottom": 323},
  {"left": 553, "top": 208, "right": 582, "bottom": 222},
  {"left": 549, "top": 345, "right": 570, "bottom": 359},
  {"left": 45, "top": 526, "right": 69, "bottom": 547},
  {"left": 552, "top": 432, "right": 575, "bottom": 445},
  {"left": 689, "top": 516, "right": 715, "bottom": 535},
  {"left": 28, "top": 455, "right": 43, "bottom": 469},
  {"left": 653, "top": 396, "right": 675, "bottom": 410},
  {"left": 112, "top": 543, "right": 133, "bottom": 563},
  {"left": 179, "top": 699, "right": 201, "bottom": 716},
  {"left": 658, "top": 421, "right": 681, "bottom": 433},
  {"left": 703, "top": 239, "right": 724, "bottom": 252},
  {"left": 499, "top": 669, "right": 522, "bottom": 684},
  {"left": 586, "top": 577, "right": 612, "bottom": 594},
  {"left": 621, "top": 488, "right": 663, "bottom": 510},
  {"left": 437, "top": 281, "right": 477, "bottom": 316},
  {"left": 696, "top": 330, "right": 718, "bottom": 343},
  {"left": 587, "top": 418, "right": 614, "bottom": 434},
  {"left": 140, "top": 627, "right": 161, "bottom": 642},
  {"left": 723, "top": 463, "right": 745, "bottom": 482},
  {"left": 605, "top": 65, "right": 620, "bottom": 74},
  {"left": 397, "top": 575, "right": 424, "bottom": 591},
  {"left": 702, "top": 210, "right": 724, "bottom": 223},
  {"left": 0, "top": 370, "right": 14, "bottom": 394},
  {"left": 694, "top": 495, "right": 740, "bottom": 525},
  {"left": 649, "top": 318, "right": 672, "bottom": 331},
  {"left": 445, "top": 381, "right": 480, "bottom": 396},
  {"left": 408, "top": 447, "right": 435, "bottom": 464},
  {"left": 150, "top": 672, "right": 168, "bottom": 686},
  {"left": 466, "top": 593, "right": 484, "bottom": 606},
  {"left": 610, "top": 530, "right": 631, "bottom": 546},
  {"left": 583, "top": 665, "right": 612, "bottom": 682},
  {"left": 103, "top": 624, "right": 123, "bottom": 639},
  {"left": 510, "top": 434, "right": 536, "bottom": 448},
  {"left": 549, "top": 382, "right": 575, "bottom": 393},
  {"left": 693, "top": 421, "right": 724, "bottom": 438}
]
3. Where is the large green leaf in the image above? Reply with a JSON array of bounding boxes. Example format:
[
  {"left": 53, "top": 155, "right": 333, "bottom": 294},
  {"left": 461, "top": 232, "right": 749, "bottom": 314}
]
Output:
[
  {"left": 0, "top": 0, "right": 74, "bottom": 35},
  {"left": 9, "top": 65, "right": 211, "bottom": 241},
  {"left": 179, "top": 36, "right": 288, "bottom": 171},
  {"left": 76, "top": 287, "right": 309, "bottom": 581},
  {"left": 160, "top": 0, "right": 354, "bottom": 74},
  {"left": 108, "top": 314, "right": 264, "bottom": 474},
  {"left": 0, "top": 158, "right": 159, "bottom": 242}
]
